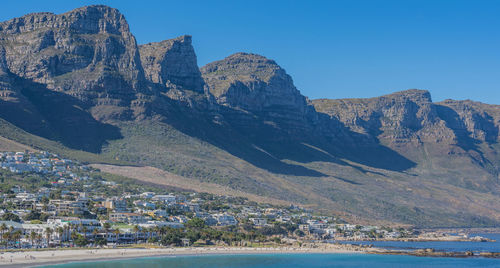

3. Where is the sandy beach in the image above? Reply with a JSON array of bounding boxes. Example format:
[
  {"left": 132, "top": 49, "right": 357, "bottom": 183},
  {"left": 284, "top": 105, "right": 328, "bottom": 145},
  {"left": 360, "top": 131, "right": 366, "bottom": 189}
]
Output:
[{"left": 0, "top": 245, "right": 367, "bottom": 267}]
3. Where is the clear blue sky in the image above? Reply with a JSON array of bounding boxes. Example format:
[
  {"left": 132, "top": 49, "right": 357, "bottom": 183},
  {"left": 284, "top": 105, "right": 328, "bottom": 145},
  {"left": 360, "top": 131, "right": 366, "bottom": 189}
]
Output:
[{"left": 1, "top": 0, "right": 499, "bottom": 103}]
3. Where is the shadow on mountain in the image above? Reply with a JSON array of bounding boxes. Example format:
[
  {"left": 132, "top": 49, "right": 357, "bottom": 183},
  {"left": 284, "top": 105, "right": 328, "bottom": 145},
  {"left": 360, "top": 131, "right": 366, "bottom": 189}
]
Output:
[
  {"left": 154, "top": 98, "right": 327, "bottom": 177},
  {"left": 333, "top": 141, "right": 417, "bottom": 172},
  {"left": 333, "top": 176, "right": 362, "bottom": 185},
  {"left": 436, "top": 105, "right": 481, "bottom": 151},
  {"left": 7, "top": 76, "right": 122, "bottom": 153},
  {"left": 312, "top": 112, "right": 417, "bottom": 172},
  {"left": 437, "top": 104, "right": 498, "bottom": 150},
  {"left": 156, "top": 95, "right": 417, "bottom": 176},
  {"left": 436, "top": 104, "right": 500, "bottom": 175}
]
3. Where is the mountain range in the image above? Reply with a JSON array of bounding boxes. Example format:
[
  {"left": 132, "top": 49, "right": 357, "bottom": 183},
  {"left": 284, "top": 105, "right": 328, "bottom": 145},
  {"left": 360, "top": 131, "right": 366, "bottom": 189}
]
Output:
[{"left": 1, "top": 5, "right": 499, "bottom": 227}]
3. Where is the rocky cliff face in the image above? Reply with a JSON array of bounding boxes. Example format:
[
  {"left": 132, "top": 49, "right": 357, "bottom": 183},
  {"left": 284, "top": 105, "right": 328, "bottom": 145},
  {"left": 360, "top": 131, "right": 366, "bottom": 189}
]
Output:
[
  {"left": 312, "top": 90, "right": 500, "bottom": 148},
  {"left": 1, "top": 4, "right": 499, "bottom": 172},
  {"left": 139, "top": 35, "right": 204, "bottom": 92},
  {"left": 1, "top": 5, "right": 500, "bottom": 226},
  {"left": 311, "top": 90, "right": 500, "bottom": 178},
  {"left": 313, "top": 90, "right": 455, "bottom": 145},
  {"left": 437, "top": 99, "right": 500, "bottom": 144},
  {"left": 0, "top": 5, "right": 146, "bottom": 121},
  {"left": 201, "top": 53, "right": 314, "bottom": 134}
]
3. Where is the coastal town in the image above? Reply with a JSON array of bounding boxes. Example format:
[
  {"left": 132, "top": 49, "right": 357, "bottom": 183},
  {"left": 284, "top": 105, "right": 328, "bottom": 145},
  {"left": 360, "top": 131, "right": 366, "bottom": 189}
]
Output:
[
  {"left": 0, "top": 150, "right": 462, "bottom": 250},
  {"left": 0, "top": 150, "right": 496, "bottom": 265}
]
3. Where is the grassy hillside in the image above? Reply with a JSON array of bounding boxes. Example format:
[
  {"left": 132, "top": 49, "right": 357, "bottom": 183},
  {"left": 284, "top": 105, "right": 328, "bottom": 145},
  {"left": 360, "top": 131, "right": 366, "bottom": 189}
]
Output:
[
  {"left": 0, "top": 118, "right": 123, "bottom": 165},
  {"left": 1, "top": 116, "right": 499, "bottom": 228},
  {"left": 92, "top": 119, "right": 500, "bottom": 228}
]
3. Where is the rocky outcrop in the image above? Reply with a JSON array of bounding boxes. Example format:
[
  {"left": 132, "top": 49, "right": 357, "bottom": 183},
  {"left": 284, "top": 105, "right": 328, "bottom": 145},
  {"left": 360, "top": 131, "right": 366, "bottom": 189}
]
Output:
[
  {"left": 313, "top": 90, "right": 455, "bottom": 144},
  {"left": 139, "top": 35, "right": 204, "bottom": 92},
  {"left": 201, "top": 53, "right": 314, "bottom": 133},
  {"left": 437, "top": 99, "right": 500, "bottom": 144},
  {"left": 2, "top": 5, "right": 500, "bottom": 226},
  {"left": 312, "top": 90, "right": 500, "bottom": 148},
  {"left": 0, "top": 5, "right": 146, "bottom": 120},
  {"left": 1, "top": 4, "right": 499, "bottom": 158}
]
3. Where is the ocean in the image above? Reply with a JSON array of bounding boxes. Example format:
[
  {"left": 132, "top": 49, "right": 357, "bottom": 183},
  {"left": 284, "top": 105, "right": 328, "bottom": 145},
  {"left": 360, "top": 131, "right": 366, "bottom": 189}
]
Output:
[
  {"left": 337, "top": 233, "right": 500, "bottom": 253},
  {"left": 41, "top": 253, "right": 500, "bottom": 268},
  {"left": 43, "top": 233, "right": 500, "bottom": 268}
]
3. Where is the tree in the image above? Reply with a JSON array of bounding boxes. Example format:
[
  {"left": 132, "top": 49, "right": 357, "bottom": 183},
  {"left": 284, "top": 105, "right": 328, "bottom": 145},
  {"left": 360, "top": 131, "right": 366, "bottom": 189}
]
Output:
[
  {"left": 103, "top": 222, "right": 111, "bottom": 245},
  {"left": 45, "top": 227, "right": 53, "bottom": 247},
  {"left": 133, "top": 225, "right": 140, "bottom": 244},
  {"left": 1, "top": 212, "right": 20, "bottom": 222},
  {"left": 82, "top": 226, "right": 88, "bottom": 240},
  {"left": 57, "top": 227, "right": 64, "bottom": 244},
  {"left": 185, "top": 218, "right": 205, "bottom": 229},
  {"left": 160, "top": 228, "right": 182, "bottom": 246},
  {"left": 64, "top": 225, "right": 70, "bottom": 243},
  {"left": 258, "top": 225, "right": 286, "bottom": 236},
  {"left": 11, "top": 230, "right": 21, "bottom": 248},
  {"left": 30, "top": 231, "right": 37, "bottom": 248},
  {"left": 185, "top": 229, "right": 201, "bottom": 244},
  {"left": 75, "top": 235, "right": 89, "bottom": 247},
  {"left": 2, "top": 231, "right": 10, "bottom": 246},
  {"left": 0, "top": 223, "right": 6, "bottom": 244},
  {"left": 71, "top": 231, "right": 79, "bottom": 247},
  {"left": 36, "top": 233, "right": 42, "bottom": 247},
  {"left": 24, "top": 210, "right": 40, "bottom": 221},
  {"left": 96, "top": 237, "right": 107, "bottom": 246},
  {"left": 92, "top": 228, "right": 99, "bottom": 244},
  {"left": 113, "top": 229, "right": 121, "bottom": 244}
]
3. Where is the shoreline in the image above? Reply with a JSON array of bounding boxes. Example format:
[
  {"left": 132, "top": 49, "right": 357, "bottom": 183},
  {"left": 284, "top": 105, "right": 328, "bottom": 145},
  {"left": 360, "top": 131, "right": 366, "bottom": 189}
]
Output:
[
  {"left": 1, "top": 242, "right": 499, "bottom": 267},
  {"left": 0, "top": 245, "right": 367, "bottom": 267},
  {"left": 337, "top": 237, "right": 496, "bottom": 242}
]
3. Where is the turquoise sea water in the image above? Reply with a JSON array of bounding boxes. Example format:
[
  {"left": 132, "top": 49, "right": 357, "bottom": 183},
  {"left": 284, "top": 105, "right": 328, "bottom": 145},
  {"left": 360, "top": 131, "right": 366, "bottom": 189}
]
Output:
[
  {"left": 43, "top": 233, "right": 500, "bottom": 267},
  {"left": 337, "top": 233, "right": 500, "bottom": 253},
  {"left": 42, "top": 253, "right": 500, "bottom": 268}
]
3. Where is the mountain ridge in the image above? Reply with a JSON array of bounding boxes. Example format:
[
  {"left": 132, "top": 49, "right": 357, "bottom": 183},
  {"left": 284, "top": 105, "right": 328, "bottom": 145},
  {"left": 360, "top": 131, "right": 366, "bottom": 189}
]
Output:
[{"left": 0, "top": 5, "right": 499, "bottom": 227}]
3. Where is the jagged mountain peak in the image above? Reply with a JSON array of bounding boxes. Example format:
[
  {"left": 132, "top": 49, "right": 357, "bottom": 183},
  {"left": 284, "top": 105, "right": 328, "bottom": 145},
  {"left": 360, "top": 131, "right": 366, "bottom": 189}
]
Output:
[
  {"left": 1, "top": 5, "right": 500, "bottom": 227},
  {"left": 201, "top": 52, "right": 284, "bottom": 86},
  {"left": 0, "top": 5, "right": 130, "bottom": 36},
  {"left": 0, "top": 4, "right": 144, "bottom": 106},
  {"left": 201, "top": 51, "right": 309, "bottom": 121},
  {"left": 139, "top": 35, "right": 204, "bottom": 92},
  {"left": 381, "top": 88, "right": 432, "bottom": 101}
]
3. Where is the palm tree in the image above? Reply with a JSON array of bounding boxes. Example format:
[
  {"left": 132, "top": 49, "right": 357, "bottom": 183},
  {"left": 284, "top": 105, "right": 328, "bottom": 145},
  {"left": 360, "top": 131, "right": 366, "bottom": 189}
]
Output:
[
  {"left": 82, "top": 226, "right": 88, "bottom": 240},
  {"left": 92, "top": 228, "right": 99, "bottom": 244},
  {"left": 30, "top": 231, "right": 37, "bottom": 248},
  {"left": 133, "top": 225, "right": 140, "bottom": 244},
  {"left": 0, "top": 223, "right": 6, "bottom": 244},
  {"left": 12, "top": 230, "right": 21, "bottom": 248},
  {"left": 36, "top": 233, "right": 42, "bottom": 247},
  {"left": 103, "top": 222, "right": 111, "bottom": 245},
  {"left": 153, "top": 226, "right": 160, "bottom": 238},
  {"left": 70, "top": 223, "right": 77, "bottom": 234},
  {"left": 71, "top": 231, "right": 78, "bottom": 247},
  {"left": 113, "top": 229, "right": 120, "bottom": 245},
  {"left": 45, "top": 227, "right": 53, "bottom": 247},
  {"left": 64, "top": 225, "right": 70, "bottom": 242},
  {"left": 57, "top": 227, "right": 64, "bottom": 245},
  {"left": 2, "top": 231, "right": 10, "bottom": 247},
  {"left": 7, "top": 226, "right": 14, "bottom": 247}
]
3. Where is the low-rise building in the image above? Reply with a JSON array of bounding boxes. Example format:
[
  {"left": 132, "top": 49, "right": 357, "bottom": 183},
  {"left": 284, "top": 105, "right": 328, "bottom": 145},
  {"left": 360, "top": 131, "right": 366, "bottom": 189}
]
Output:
[
  {"left": 213, "top": 213, "right": 237, "bottom": 226},
  {"left": 109, "top": 212, "right": 149, "bottom": 223}
]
